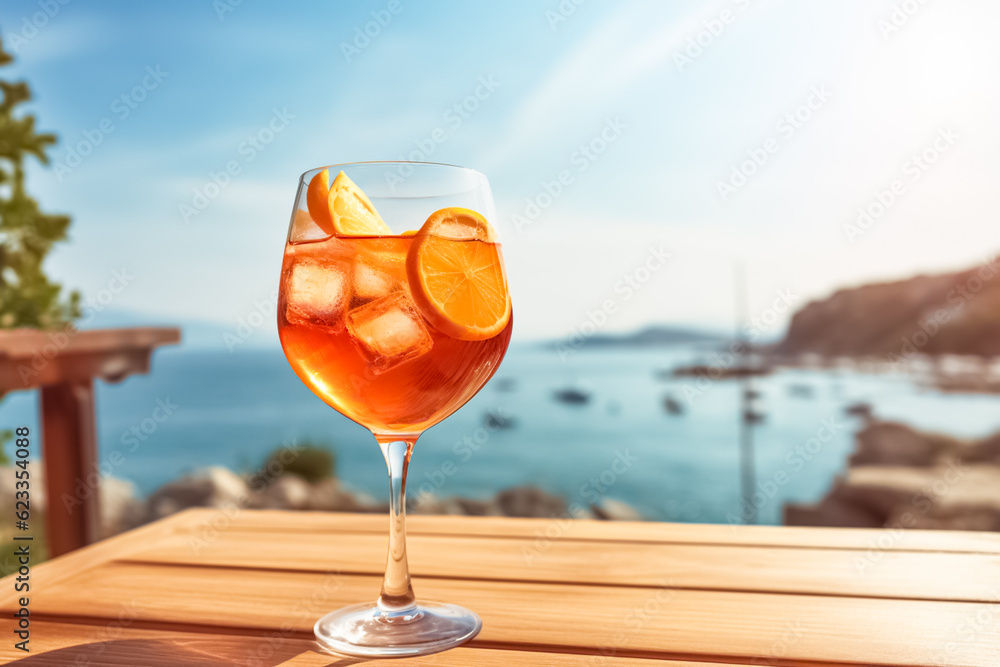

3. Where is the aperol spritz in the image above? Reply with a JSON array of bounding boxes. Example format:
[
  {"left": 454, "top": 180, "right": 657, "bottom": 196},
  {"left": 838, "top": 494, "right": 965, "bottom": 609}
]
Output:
[{"left": 277, "top": 162, "right": 511, "bottom": 657}]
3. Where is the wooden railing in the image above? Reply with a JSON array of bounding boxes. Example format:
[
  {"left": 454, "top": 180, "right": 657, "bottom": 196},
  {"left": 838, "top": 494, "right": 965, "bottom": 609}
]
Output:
[{"left": 0, "top": 327, "right": 180, "bottom": 556}]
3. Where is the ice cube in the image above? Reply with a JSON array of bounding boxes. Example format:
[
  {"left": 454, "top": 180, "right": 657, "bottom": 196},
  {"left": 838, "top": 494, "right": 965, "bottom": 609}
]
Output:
[
  {"left": 346, "top": 292, "right": 433, "bottom": 374},
  {"left": 285, "top": 260, "right": 347, "bottom": 327},
  {"left": 353, "top": 260, "right": 396, "bottom": 300},
  {"left": 288, "top": 208, "right": 332, "bottom": 243},
  {"left": 351, "top": 239, "right": 407, "bottom": 301}
]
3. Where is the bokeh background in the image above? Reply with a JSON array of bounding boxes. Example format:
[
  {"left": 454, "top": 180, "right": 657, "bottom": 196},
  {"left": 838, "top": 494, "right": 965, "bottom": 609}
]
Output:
[{"left": 4, "top": 0, "right": 1000, "bottom": 557}]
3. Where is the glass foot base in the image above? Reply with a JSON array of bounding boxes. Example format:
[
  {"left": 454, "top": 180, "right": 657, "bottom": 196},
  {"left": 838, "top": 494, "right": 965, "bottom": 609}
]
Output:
[{"left": 314, "top": 601, "right": 482, "bottom": 657}]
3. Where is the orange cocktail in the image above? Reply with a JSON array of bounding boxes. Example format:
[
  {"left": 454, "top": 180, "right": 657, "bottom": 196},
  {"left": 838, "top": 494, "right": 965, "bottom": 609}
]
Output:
[{"left": 278, "top": 164, "right": 510, "bottom": 657}]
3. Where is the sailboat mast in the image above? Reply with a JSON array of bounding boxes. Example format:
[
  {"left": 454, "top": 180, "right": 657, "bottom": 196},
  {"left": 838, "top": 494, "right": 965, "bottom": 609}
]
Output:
[{"left": 736, "top": 261, "right": 756, "bottom": 524}]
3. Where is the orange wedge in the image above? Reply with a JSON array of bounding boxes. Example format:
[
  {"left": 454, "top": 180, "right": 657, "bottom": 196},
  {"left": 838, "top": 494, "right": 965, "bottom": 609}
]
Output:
[
  {"left": 329, "top": 170, "right": 391, "bottom": 236},
  {"left": 305, "top": 169, "right": 391, "bottom": 236},
  {"left": 406, "top": 208, "right": 511, "bottom": 341},
  {"left": 305, "top": 169, "right": 334, "bottom": 234}
]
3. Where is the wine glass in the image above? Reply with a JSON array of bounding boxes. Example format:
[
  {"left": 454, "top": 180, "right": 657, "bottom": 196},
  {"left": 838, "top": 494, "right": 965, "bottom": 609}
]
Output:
[{"left": 277, "top": 162, "right": 513, "bottom": 657}]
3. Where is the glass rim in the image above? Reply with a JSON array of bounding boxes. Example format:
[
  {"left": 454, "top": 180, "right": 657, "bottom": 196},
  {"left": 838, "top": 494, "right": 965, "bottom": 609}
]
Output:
[{"left": 298, "top": 160, "right": 488, "bottom": 185}]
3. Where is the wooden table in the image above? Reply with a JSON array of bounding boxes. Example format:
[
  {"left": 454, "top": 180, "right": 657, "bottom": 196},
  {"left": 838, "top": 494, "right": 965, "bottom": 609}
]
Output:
[{"left": 1, "top": 509, "right": 998, "bottom": 665}]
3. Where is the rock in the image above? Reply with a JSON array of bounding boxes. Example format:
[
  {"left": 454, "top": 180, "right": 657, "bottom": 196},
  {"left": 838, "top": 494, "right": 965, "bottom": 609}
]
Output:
[
  {"left": 261, "top": 474, "right": 312, "bottom": 510},
  {"left": 786, "top": 462, "right": 1000, "bottom": 530},
  {"left": 850, "top": 422, "right": 963, "bottom": 468},
  {"left": 591, "top": 497, "right": 643, "bottom": 521},
  {"left": 785, "top": 417, "right": 1000, "bottom": 531},
  {"left": 495, "top": 486, "right": 567, "bottom": 518},
  {"left": 453, "top": 497, "right": 496, "bottom": 516},
  {"left": 832, "top": 469, "right": 925, "bottom": 517},
  {"left": 141, "top": 468, "right": 385, "bottom": 518},
  {"left": 776, "top": 263, "right": 1000, "bottom": 357},
  {"left": 784, "top": 495, "right": 883, "bottom": 529},
  {"left": 845, "top": 463, "right": 1000, "bottom": 515},
  {"left": 306, "top": 478, "right": 375, "bottom": 512},
  {"left": 888, "top": 506, "right": 1000, "bottom": 531},
  {"left": 968, "top": 433, "right": 1000, "bottom": 463},
  {"left": 100, "top": 477, "right": 145, "bottom": 538},
  {"left": 146, "top": 466, "right": 249, "bottom": 520},
  {"left": 1, "top": 464, "right": 144, "bottom": 538},
  {"left": 411, "top": 494, "right": 496, "bottom": 516}
]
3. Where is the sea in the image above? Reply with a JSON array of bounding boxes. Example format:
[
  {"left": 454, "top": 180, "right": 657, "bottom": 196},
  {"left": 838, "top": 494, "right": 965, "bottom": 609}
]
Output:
[{"left": 5, "top": 341, "right": 1000, "bottom": 526}]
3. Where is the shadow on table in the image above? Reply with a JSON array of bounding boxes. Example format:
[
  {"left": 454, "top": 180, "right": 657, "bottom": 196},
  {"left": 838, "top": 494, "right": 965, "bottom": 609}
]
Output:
[{"left": 9, "top": 635, "right": 370, "bottom": 666}]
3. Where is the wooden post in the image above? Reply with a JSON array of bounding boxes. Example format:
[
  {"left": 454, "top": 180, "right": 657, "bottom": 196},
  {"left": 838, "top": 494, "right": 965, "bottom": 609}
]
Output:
[{"left": 41, "top": 379, "right": 101, "bottom": 557}]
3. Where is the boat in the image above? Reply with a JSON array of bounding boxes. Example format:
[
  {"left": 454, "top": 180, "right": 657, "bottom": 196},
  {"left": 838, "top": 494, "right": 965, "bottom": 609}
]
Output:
[
  {"left": 663, "top": 395, "right": 685, "bottom": 415},
  {"left": 844, "top": 401, "right": 873, "bottom": 419},
  {"left": 484, "top": 411, "right": 516, "bottom": 429},
  {"left": 671, "top": 364, "right": 772, "bottom": 379},
  {"left": 493, "top": 377, "right": 517, "bottom": 392},
  {"left": 788, "top": 383, "right": 814, "bottom": 398},
  {"left": 553, "top": 387, "right": 590, "bottom": 405}
]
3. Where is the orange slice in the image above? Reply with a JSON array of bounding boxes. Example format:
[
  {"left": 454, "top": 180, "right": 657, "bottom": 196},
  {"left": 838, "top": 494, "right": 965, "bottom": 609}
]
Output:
[
  {"left": 418, "top": 207, "right": 497, "bottom": 242},
  {"left": 406, "top": 208, "right": 511, "bottom": 341},
  {"left": 305, "top": 169, "right": 391, "bottom": 236}
]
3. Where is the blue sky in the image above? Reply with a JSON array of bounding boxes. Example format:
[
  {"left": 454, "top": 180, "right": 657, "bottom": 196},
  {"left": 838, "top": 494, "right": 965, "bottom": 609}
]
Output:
[{"left": 3, "top": 0, "right": 999, "bottom": 344}]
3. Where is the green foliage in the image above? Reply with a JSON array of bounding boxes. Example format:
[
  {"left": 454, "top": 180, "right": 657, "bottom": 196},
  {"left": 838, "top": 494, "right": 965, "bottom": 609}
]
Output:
[
  {"left": 0, "top": 429, "right": 9, "bottom": 465},
  {"left": 0, "top": 513, "right": 48, "bottom": 577},
  {"left": 0, "top": 34, "right": 80, "bottom": 329},
  {"left": 255, "top": 442, "right": 337, "bottom": 485}
]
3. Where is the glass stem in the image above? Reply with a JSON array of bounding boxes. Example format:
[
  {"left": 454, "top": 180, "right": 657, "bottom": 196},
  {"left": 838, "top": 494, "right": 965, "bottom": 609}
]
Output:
[{"left": 376, "top": 438, "right": 417, "bottom": 614}]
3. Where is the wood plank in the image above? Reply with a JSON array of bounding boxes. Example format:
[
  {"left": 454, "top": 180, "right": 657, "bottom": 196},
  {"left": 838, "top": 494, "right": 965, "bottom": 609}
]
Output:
[
  {"left": 4, "top": 510, "right": 996, "bottom": 665},
  {"left": 123, "top": 528, "right": 1000, "bottom": 603},
  {"left": 170, "top": 508, "right": 1000, "bottom": 554},
  {"left": 0, "top": 621, "right": 314, "bottom": 666},
  {"left": 0, "top": 509, "right": 199, "bottom": 604},
  {"left": 7, "top": 562, "right": 996, "bottom": 666},
  {"left": 0, "top": 620, "right": 748, "bottom": 665}
]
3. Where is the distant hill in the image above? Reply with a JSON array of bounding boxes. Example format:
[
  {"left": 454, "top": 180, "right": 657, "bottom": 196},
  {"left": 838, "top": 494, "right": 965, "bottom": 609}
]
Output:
[
  {"left": 77, "top": 308, "right": 279, "bottom": 350},
  {"left": 557, "top": 325, "right": 726, "bottom": 348},
  {"left": 777, "top": 259, "right": 1000, "bottom": 358}
]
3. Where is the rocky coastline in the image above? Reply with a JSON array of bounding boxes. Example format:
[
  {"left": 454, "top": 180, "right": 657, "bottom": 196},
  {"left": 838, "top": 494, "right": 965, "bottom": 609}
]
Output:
[
  {"left": 7, "top": 419, "right": 999, "bottom": 546},
  {"left": 0, "top": 464, "right": 644, "bottom": 543},
  {"left": 777, "top": 257, "right": 1000, "bottom": 358},
  {"left": 785, "top": 420, "right": 1000, "bottom": 531}
]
